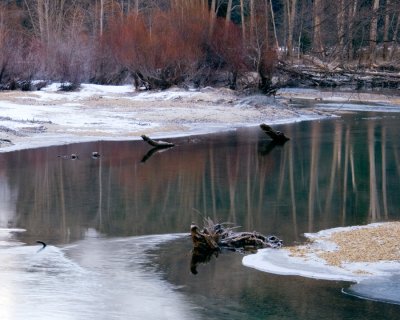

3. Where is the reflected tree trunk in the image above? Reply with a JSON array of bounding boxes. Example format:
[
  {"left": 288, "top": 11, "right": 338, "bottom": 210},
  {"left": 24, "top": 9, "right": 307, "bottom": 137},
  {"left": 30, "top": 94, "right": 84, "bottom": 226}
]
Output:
[
  {"left": 368, "top": 122, "right": 380, "bottom": 221},
  {"left": 245, "top": 145, "right": 253, "bottom": 228},
  {"left": 308, "top": 123, "right": 321, "bottom": 231},
  {"left": 288, "top": 141, "right": 298, "bottom": 238},
  {"left": 381, "top": 127, "right": 388, "bottom": 218},
  {"left": 58, "top": 160, "right": 67, "bottom": 240},
  {"left": 227, "top": 152, "right": 240, "bottom": 224},
  {"left": 97, "top": 156, "right": 103, "bottom": 226},
  {"left": 209, "top": 145, "right": 217, "bottom": 220},
  {"left": 324, "top": 121, "right": 342, "bottom": 215},
  {"left": 341, "top": 127, "right": 350, "bottom": 223}
]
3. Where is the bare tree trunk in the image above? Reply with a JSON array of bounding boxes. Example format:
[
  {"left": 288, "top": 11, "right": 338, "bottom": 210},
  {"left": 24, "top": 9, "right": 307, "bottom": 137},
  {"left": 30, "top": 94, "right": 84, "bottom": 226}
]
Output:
[
  {"left": 285, "top": 0, "right": 297, "bottom": 58},
  {"left": 390, "top": 11, "right": 400, "bottom": 60},
  {"left": 264, "top": 0, "right": 269, "bottom": 50},
  {"left": 225, "top": 0, "right": 232, "bottom": 27},
  {"left": 134, "top": 0, "right": 139, "bottom": 15},
  {"left": 57, "top": 0, "right": 66, "bottom": 35},
  {"left": 312, "top": 0, "right": 323, "bottom": 55},
  {"left": 369, "top": 0, "right": 380, "bottom": 64},
  {"left": 383, "top": 0, "right": 391, "bottom": 60},
  {"left": 100, "top": 0, "right": 104, "bottom": 36},
  {"left": 36, "top": 0, "right": 46, "bottom": 42},
  {"left": 269, "top": 0, "right": 279, "bottom": 49},
  {"left": 347, "top": 0, "right": 358, "bottom": 61},
  {"left": 240, "top": 0, "right": 246, "bottom": 43},
  {"left": 249, "top": 0, "right": 255, "bottom": 44},
  {"left": 337, "top": 0, "right": 345, "bottom": 59},
  {"left": 209, "top": 0, "right": 216, "bottom": 38},
  {"left": 224, "top": 0, "right": 233, "bottom": 39}
]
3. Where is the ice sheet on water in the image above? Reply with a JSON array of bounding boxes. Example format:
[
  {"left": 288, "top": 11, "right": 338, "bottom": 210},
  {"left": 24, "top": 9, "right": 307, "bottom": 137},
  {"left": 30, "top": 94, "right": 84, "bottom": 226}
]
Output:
[
  {"left": 343, "top": 274, "right": 400, "bottom": 305},
  {"left": 242, "top": 223, "right": 400, "bottom": 305},
  {"left": 0, "top": 229, "right": 198, "bottom": 320}
]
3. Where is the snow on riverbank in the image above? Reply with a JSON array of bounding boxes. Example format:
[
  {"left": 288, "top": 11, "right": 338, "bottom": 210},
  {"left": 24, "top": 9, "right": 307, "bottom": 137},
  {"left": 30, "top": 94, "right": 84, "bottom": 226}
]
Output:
[
  {"left": 0, "top": 84, "right": 327, "bottom": 153},
  {"left": 243, "top": 222, "right": 400, "bottom": 304},
  {"left": 1, "top": 84, "right": 400, "bottom": 153}
]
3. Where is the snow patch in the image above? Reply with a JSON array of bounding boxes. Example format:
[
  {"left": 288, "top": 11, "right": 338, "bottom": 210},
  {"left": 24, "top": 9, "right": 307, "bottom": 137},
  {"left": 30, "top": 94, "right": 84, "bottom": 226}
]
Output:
[{"left": 243, "top": 223, "right": 400, "bottom": 305}]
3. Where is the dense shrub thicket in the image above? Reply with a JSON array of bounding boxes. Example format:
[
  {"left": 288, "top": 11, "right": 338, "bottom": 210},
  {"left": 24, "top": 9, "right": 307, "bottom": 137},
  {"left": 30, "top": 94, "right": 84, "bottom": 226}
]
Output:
[{"left": 1, "top": 1, "right": 399, "bottom": 91}]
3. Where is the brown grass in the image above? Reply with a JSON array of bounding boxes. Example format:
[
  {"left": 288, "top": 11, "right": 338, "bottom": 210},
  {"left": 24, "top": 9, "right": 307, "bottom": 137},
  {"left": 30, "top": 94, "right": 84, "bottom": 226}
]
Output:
[{"left": 288, "top": 222, "right": 400, "bottom": 267}]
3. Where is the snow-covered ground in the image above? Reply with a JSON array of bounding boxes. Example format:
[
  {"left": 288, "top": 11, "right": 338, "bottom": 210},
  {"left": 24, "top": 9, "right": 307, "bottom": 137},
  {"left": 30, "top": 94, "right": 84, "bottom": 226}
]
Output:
[
  {"left": 243, "top": 222, "right": 400, "bottom": 305},
  {"left": 0, "top": 84, "right": 327, "bottom": 152}
]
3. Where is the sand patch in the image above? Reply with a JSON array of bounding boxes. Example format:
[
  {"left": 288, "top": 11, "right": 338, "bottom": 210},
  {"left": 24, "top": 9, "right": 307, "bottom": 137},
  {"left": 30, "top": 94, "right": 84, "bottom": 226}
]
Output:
[{"left": 288, "top": 222, "right": 400, "bottom": 267}]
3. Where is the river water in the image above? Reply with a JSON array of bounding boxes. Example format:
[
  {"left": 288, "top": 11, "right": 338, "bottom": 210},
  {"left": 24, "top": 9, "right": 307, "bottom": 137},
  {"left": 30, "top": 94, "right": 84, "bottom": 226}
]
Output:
[{"left": 1, "top": 107, "right": 400, "bottom": 319}]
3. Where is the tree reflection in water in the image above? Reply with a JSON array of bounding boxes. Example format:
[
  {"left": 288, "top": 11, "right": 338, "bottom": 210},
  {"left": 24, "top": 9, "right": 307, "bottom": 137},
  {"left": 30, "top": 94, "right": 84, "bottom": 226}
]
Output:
[{"left": 0, "top": 112, "right": 399, "bottom": 247}]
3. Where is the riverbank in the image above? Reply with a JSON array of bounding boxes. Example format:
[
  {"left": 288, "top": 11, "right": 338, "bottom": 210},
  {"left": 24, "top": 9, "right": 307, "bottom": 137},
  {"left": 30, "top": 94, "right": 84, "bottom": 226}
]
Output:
[
  {"left": 2, "top": 84, "right": 400, "bottom": 153},
  {"left": 0, "top": 84, "right": 334, "bottom": 153}
]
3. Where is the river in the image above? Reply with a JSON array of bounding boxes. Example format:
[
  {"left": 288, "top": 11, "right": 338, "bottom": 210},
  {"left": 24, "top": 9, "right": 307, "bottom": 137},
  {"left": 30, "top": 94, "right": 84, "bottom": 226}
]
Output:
[{"left": 0, "top": 106, "right": 400, "bottom": 319}]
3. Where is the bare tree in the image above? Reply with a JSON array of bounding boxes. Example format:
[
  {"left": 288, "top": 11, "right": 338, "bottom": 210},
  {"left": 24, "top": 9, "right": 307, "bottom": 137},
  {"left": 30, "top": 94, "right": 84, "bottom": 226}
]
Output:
[
  {"left": 347, "top": 0, "right": 358, "bottom": 61},
  {"left": 369, "top": 0, "right": 380, "bottom": 64},
  {"left": 337, "top": 0, "right": 345, "bottom": 59},
  {"left": 383, "top": 0, "right": 391, "bottom": 60},
  {"left": 312, "top": 0, "right": 323, "bottom": 55},
  {"left": 285, "top": 0, "right": 297, "bottom": 58}
]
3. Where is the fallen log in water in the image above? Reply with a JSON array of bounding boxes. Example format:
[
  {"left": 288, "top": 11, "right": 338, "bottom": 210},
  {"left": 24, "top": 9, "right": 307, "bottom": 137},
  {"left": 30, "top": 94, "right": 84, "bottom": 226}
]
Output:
[
  {"left": 141, "top": 135, "right": 175, "bottom": 148},
  {"left": 260, "top": 123, "right": 290, "bottom": 144},
  {"left": 190, "top": 218, "right": 282, "bottom": 274},
  {"left": 191, "top": 219, "right": 282, "bottom": 251}
]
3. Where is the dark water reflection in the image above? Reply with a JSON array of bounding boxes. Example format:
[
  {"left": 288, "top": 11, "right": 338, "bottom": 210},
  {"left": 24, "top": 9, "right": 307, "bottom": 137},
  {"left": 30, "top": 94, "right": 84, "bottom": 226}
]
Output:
[{"left": 1, "top": 111, "right": 400, "bottom": 319}]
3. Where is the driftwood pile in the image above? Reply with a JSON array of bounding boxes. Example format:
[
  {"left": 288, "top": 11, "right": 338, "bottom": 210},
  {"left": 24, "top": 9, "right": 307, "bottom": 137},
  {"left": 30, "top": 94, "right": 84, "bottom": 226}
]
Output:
[
  {"left": 277, "top": 59, "right": 400, "bottom": 89},
  {"left": 190, "top": 218, "right": 282, "bottom": 274}
]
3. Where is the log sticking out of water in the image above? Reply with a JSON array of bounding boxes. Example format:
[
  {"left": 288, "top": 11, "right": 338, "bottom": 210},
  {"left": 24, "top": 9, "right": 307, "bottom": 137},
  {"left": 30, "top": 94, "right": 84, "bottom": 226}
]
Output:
[
  {"left": 190, "top": 218, "right": 282, "bottom": 274},
  {"left": 260, "top": 123, "right": 290, "bottom": 144},
  {"left": 141, "top": 135, "right": 175, "bottom": 148},
  {"left": 190, "top": 218, "right": 283, "bottom": 253}
]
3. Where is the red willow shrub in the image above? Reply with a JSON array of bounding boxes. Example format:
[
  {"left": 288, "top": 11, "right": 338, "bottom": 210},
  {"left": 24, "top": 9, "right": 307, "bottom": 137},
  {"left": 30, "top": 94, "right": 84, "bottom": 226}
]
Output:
[
  {"left": 106, "top": 4, "right": 209, "bottom": 89},
  {"left": 209, "top": 19, "right": 247, "bottom": 89}
]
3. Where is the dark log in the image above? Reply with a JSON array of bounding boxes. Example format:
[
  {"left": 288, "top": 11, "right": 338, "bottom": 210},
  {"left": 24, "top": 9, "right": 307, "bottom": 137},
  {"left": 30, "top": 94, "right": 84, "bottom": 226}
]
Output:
[
  {"left": 189, "top": 218, "right": 283, "bottom": 274},
  {"left": 190, "top": 218, "right": 282, "bottom": 253},
  {"left": 141, "top": 135, "right": 175, "bottom": 148},
  {"left": 260, "top": 124, "right": 290, "bottom": 144}
]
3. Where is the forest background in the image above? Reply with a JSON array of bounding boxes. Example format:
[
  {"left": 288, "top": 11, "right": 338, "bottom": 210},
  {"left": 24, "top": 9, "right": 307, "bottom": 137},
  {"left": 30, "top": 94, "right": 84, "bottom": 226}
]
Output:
[{"left": 1, "top": 0, "right": 399, "bottom": 93}]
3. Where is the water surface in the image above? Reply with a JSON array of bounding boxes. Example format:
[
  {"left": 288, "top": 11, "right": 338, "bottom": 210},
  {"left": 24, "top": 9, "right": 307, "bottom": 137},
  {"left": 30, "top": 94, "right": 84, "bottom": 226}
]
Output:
[{"left": 1, "top": 109, "right": 400, "bottom": 319}]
